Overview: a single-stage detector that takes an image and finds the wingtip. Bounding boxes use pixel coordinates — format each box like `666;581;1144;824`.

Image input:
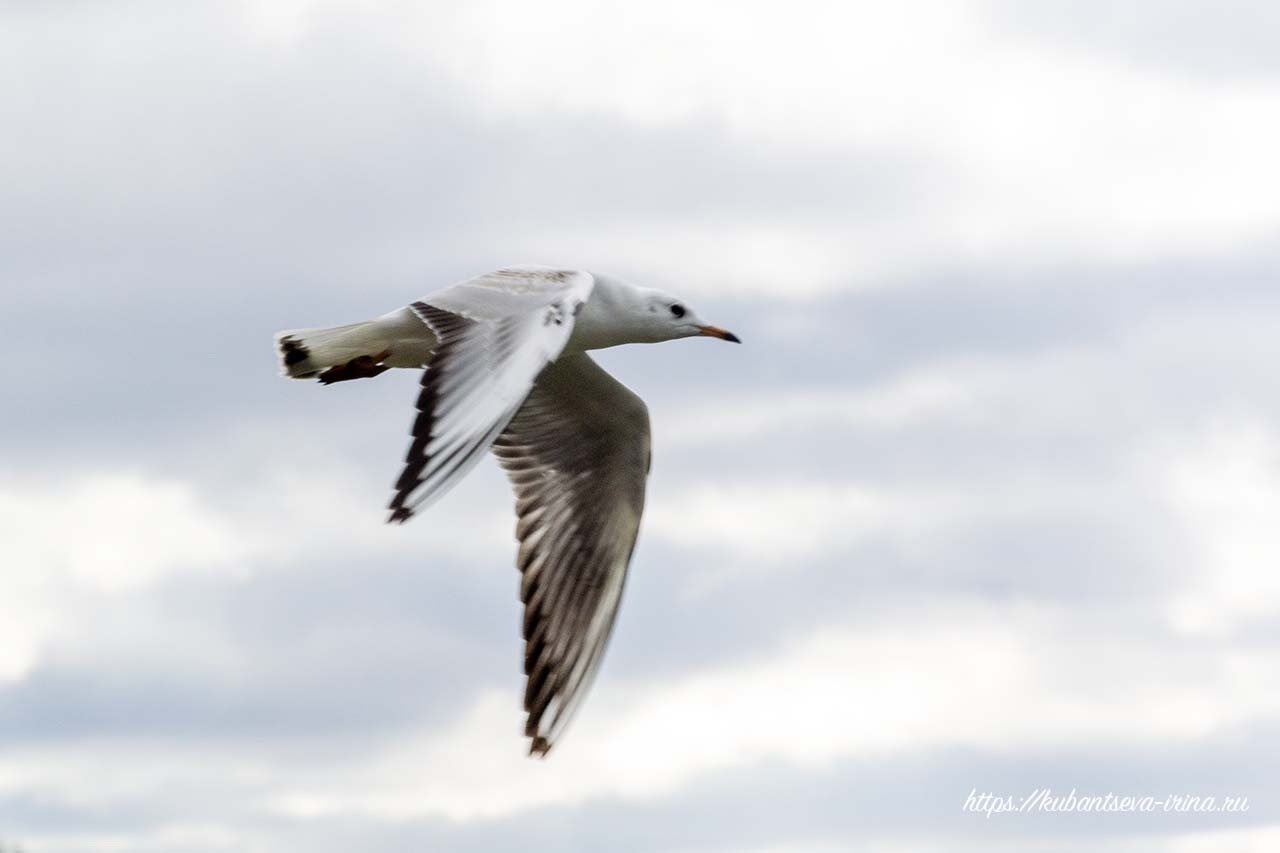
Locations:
528;735;552;758
387;506;414;524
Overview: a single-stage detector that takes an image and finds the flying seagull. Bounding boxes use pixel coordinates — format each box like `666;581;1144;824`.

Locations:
274;265;739;755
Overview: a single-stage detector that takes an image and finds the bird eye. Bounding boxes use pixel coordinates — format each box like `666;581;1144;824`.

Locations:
670;304;686;318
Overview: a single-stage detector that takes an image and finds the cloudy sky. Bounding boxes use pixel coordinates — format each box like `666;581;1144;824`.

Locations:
4;0;1280;850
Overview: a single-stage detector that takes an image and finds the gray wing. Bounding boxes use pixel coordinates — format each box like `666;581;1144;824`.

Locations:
491;353;651;756
388;266;594;522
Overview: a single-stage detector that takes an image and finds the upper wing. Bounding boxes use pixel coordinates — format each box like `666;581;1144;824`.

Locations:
491;353;651;755
388;266;594;522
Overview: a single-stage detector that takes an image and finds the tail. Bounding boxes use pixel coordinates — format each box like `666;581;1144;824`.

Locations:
274;320;385;380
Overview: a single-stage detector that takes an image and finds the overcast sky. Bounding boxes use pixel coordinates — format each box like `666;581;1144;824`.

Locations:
3;1;1280;851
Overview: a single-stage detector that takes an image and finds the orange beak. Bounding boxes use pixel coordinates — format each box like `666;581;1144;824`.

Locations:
697;325;742;343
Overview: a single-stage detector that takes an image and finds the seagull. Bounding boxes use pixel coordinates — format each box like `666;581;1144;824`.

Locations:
274;265;740;755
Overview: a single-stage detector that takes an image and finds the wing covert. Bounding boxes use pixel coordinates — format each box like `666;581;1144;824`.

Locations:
388;266;593;522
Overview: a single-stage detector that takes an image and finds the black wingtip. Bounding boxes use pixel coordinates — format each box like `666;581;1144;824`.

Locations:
388;507;413;524
528;735;552;758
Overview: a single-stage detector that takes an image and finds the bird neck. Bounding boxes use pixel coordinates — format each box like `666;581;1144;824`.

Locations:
567;275;653;352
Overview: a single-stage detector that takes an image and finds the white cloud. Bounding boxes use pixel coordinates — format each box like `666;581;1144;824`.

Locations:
1165;826;1280;853
0;473;244;681
720;828;1280;853
17;1;1280;298
492;221;871;299
391;0;1280;292
0;459;511;684
1159;418;1280;635
644;482;900;563
264;598;1280;822
663;368;980;448
0;473;245;592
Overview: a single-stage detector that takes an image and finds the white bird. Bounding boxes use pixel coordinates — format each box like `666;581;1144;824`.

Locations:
274;265;740;755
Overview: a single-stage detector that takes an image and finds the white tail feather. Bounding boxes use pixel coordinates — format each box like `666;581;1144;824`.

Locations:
274;320;384;379
274;307;437;380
